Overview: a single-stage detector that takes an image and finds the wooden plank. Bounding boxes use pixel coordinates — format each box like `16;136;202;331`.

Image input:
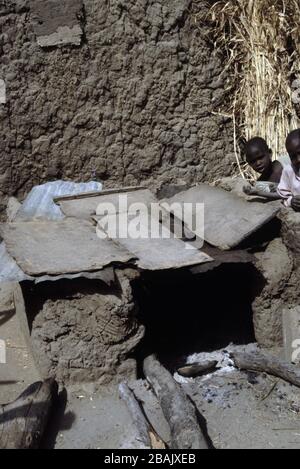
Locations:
163;184;280;250
0;219;135;276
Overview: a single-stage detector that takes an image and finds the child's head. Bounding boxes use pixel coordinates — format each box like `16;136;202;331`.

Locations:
244;137;272;174
286;129;300;174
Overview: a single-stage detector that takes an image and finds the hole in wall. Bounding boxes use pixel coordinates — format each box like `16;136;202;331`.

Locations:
133;262;265;374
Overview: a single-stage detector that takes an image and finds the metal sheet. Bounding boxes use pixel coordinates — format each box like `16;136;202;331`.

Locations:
163;185;280;250
57;187;157;220
190;247;255;275
94;213;212;271
0;219;135;276
0;242;114;285
33;267;115;285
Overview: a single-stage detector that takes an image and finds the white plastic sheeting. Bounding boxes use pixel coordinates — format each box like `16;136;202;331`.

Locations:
17;180;102;220
0;242;30;283
0;180;103;282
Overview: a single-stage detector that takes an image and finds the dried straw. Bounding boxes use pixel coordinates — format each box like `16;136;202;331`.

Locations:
196;0;300;177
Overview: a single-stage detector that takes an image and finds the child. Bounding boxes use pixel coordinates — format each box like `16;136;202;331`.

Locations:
277;129;300;211
243;137;285;198
245;137;284;183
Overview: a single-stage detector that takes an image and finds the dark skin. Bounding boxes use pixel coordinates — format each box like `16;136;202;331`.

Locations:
243;140;283;200
245;142;283;183
286;133;300;212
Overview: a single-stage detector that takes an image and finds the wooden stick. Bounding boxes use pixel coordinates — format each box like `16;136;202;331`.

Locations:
177;360;218;378
232;351;300;388
54;186;147;203
0;379;58;449
143;355;210;450
119;382;165;449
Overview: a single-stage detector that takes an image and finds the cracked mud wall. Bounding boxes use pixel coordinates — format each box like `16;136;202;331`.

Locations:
0;0;234;216
253;237;293;349
21;270;145;385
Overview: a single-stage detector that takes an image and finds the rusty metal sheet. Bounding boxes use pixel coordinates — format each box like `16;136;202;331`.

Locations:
163;185;280;250
0;219;135;277
57;187;158;220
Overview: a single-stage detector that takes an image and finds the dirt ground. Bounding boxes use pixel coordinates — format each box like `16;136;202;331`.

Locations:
39;345;300;449
174;345;300;449
1;281;300;449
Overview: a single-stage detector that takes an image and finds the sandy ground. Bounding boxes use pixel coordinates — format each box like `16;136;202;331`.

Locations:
41;382;171;449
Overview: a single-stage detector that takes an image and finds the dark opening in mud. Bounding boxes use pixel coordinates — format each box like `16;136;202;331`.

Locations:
133;263;263;372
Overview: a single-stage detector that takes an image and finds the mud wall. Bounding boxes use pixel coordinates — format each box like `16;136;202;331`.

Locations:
0;0;234;215
21;270;144;385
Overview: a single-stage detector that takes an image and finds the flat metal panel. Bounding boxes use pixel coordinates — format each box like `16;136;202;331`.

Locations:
0;219;135;276
163;184;280;250
94;213;212;271
58;188;157;220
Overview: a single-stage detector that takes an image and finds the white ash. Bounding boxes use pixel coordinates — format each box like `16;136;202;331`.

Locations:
173;343;259;383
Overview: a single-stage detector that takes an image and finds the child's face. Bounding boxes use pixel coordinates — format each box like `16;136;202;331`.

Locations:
287;138;300;174
246;147;272;174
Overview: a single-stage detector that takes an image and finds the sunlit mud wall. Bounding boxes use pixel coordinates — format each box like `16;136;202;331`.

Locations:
0;0;234;215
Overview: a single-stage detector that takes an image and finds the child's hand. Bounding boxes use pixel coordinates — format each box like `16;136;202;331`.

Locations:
291;196;300;212
243;185;256;195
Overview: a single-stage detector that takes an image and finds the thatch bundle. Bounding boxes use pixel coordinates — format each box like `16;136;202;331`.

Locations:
198;0;300;177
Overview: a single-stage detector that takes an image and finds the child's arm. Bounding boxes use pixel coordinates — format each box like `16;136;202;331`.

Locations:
277;168;293;207
243;185;281;200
